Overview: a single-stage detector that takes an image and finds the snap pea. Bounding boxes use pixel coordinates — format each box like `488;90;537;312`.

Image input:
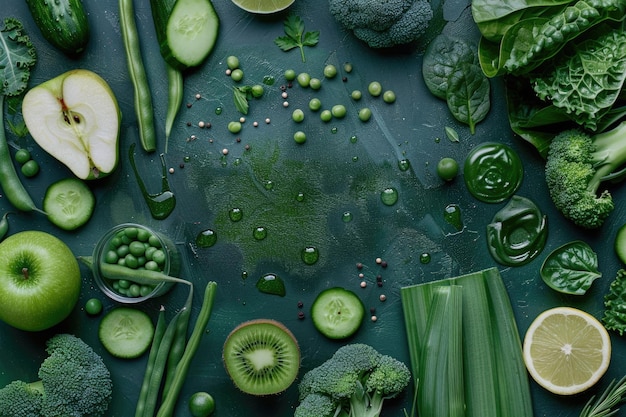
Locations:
119;0;157;152
164;65;183;153
78;256;191;287
0;212;10;241
162;288;193;396
0;97;38;212
135;306;166;417
156;281;218;417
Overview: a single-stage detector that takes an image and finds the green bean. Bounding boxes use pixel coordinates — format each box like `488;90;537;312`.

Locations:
162;287;193;396
0;212;10;241
119;0;157;152
135;306;166;417
156;281;218;417
78;256;192;287
0;97;38;212
164;65;183;154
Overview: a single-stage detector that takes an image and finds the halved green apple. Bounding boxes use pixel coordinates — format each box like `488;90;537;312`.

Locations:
23;69;121;180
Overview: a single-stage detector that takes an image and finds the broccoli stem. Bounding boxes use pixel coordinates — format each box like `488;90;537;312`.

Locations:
590;120;626;189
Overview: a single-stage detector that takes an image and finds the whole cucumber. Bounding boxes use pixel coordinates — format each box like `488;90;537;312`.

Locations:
25;0;90;55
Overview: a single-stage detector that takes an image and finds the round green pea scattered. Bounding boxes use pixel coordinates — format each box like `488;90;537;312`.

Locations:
189;392;215;417
351;90;362;101
343;62;353;73
383;90;396;103
437;157;460;181
292;109;305;123
368;81;383;97
85;298;103;316
331;104;347;119
284;69;296;81
228;121;242;134
309;78;322;90
230;68;244;82
297;72;311;88
323;64;337;79
14;148;31;164
21;159;39;177
226;55;240;70
358;108;372;122
293;131;307;144
320;110;332;122
251;84;264;98
309;98;322;111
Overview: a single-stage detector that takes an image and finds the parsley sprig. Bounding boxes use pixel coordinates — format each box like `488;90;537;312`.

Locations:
274;15;319;63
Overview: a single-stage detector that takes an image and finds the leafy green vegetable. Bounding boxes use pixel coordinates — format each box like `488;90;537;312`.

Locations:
422;34;476;99
0;18;36;97
530;24;626;131
603;269;626;335
274;15;319;63
540;241;601;295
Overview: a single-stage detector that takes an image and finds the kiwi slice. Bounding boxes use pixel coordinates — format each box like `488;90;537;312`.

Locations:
223;319;300;396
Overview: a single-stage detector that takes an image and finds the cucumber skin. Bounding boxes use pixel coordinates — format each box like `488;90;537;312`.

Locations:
25;0;90;55
149;0;219;70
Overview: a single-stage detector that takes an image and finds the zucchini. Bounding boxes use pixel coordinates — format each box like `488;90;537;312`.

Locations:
150;0;219;70
25;0;90;55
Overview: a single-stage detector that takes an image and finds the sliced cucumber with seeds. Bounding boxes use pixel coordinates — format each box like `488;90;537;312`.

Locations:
43;177;95;230
99;307;154;359
311;287;365;339
615;223;626;265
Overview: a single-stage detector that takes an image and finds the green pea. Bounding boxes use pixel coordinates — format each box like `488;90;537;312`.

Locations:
297;72;311;88
437;157;459;181
104;250;119;264
343;62;353;73
136;228;151;242
293;131;307;144
320;110;332;122
292;109;305;123
85;298;103;315
129;240;146;257
124;254;139;269
148;235;162;248
145;260;160;271
383;90;396;103
117;244;130;258
309;98;322;111
124;227;139;239
152;249;166;265
331;104;347;119
145;246;157;261
129;284;142;297
351;90;362;101
228;121;242;134
368;81;383;97
118;279;131;289
323;64;337;79
358;108;372;122
230;68;244;82
226;55;240;70
14;149;31;164
309;78;322;90
284;69;296;81
21;160;39;177
139;285;154;297
251;84;264;98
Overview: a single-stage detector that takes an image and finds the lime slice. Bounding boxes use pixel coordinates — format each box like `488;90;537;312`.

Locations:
230;0;294;14
522;306;611;395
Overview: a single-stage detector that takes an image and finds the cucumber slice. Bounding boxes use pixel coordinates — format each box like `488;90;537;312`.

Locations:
99;307;154;358
43;177;95;230
311;287;365;339
615;224;626;264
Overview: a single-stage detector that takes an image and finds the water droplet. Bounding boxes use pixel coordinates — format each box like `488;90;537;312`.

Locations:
352;156;359;162
196;229;217;248
301;246;319;265
296;192;305;202
398;159;411;171
241;271;249;280
256;273;286;296
342;211;353;223
420;253;431;264
264;180;274;190
229;207;243;222
331;127;338;134
350;135;358;144
263;75;275;85
444;204;463;230
253;226;267;240
215;107;222;115
380;187;398;206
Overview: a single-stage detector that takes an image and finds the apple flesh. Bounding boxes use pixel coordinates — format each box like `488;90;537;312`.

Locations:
0;231;81;331
23;69;121;180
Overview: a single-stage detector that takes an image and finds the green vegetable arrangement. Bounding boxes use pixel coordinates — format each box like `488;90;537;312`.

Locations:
0;334;112;417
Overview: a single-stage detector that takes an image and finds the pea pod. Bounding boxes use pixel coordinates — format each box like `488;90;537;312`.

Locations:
164;65;183;153
78;256;191;287
0;212;10;241
162;287;192;395
135;306;166;417
119;0;157;152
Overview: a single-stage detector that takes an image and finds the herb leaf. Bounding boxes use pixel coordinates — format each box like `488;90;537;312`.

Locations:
274;15;319;62
540;241;601;295
233;87;249;115
0;18;36;97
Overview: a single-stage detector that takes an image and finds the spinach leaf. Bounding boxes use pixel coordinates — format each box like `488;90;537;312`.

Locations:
540;241;601;295
422;34;476;99
446;62;490;134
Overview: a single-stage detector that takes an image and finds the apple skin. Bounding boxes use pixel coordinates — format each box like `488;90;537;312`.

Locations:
0;231;81;331
23;69;121;180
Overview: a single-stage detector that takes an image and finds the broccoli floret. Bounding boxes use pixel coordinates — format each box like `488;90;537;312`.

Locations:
0;380;43;417
329;0;433;48
545;121;626;229
603;269;626;335
0;334;112;417
294;343;411;417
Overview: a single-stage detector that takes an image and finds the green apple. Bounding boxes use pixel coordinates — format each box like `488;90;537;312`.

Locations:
23;69;121;180
0;230;81;331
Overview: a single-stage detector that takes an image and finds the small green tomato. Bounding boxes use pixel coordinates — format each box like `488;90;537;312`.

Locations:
437;157;459;181
189;392;215;417
368;81;383;97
